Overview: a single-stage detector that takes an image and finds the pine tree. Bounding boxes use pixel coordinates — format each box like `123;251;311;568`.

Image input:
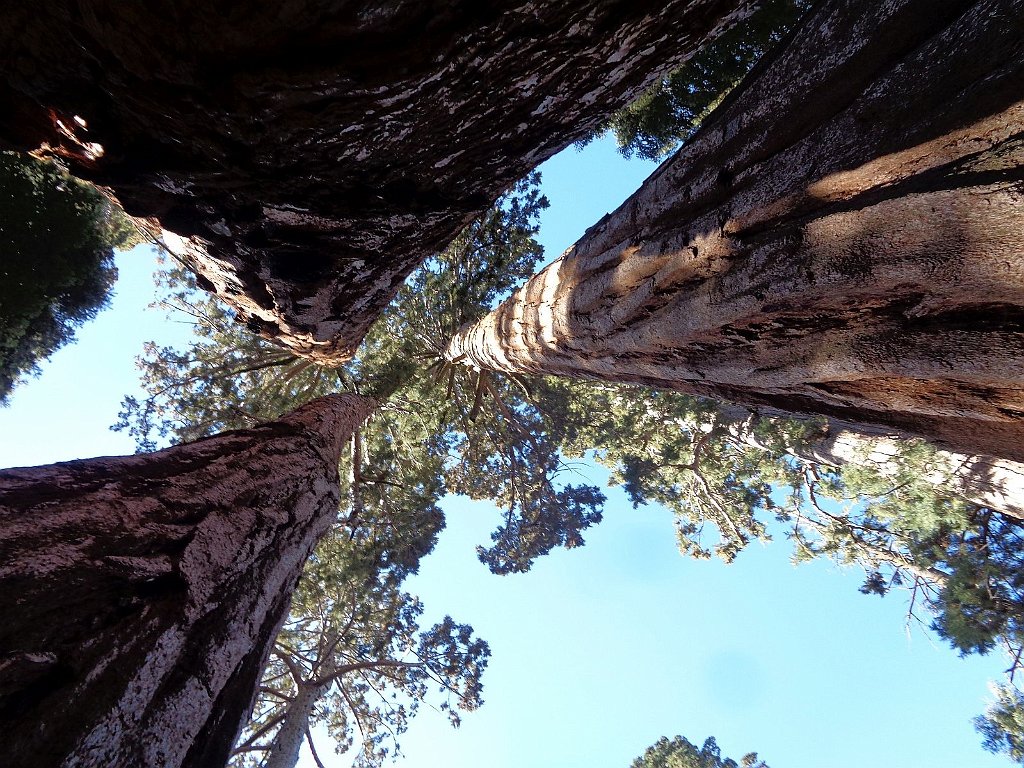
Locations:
230;530;488;768
631;734;768;768
596;0;810;160
120;171;1024;762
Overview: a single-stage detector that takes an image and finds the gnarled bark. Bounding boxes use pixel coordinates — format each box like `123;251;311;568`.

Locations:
447;0;1024;462
0;394;375;768
0;0;749;362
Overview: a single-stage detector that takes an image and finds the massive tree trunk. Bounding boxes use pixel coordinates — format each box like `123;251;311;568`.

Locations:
447;0;1024;462
0;394;374;768
0;0;749;363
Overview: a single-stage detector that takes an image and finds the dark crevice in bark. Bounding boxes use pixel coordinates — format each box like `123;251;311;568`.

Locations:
182;585;295;768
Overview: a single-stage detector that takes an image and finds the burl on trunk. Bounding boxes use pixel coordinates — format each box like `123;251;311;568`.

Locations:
448;0;1024;462
0;394;374;768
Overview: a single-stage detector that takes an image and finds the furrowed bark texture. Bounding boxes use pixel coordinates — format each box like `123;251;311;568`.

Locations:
448;0;1024;461
0;394;375;768
0;0;749;363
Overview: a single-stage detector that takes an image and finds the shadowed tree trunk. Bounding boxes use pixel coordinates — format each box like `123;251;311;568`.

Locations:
0;0;750;362
0;393;374;768
447;0;1024;462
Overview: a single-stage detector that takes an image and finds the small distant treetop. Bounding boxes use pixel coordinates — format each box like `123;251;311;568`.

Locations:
631;734;769;768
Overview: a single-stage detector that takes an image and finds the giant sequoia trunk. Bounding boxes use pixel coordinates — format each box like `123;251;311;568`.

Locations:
447;0;1024;462
0;0;749;362
0;394;374;768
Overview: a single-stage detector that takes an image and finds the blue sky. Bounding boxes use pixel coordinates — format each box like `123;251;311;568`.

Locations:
0;136;1011;768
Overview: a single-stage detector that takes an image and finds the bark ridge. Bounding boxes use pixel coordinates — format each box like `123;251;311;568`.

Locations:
448;0;1024;461
0;394;375;768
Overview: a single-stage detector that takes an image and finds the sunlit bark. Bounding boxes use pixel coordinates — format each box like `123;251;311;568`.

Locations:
448;0;1024;461
261;684;325;768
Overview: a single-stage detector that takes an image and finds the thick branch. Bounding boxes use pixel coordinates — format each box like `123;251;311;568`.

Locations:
310;659;425;689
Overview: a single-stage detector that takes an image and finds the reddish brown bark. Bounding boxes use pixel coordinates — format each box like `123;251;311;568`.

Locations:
0;394;375;768
0;0;749;362
448;0;1024;462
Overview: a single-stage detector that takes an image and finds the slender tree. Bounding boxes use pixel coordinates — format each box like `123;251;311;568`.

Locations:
446;0;1024;462
688;407;1024;520
0;394;375;768
231;530;488;768
0;0;750;362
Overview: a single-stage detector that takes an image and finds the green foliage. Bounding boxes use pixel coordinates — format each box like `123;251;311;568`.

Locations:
536;379;814;563
631;734;768;768
541;375;1024;762
116;173;604;574
592;0;809;160
232;529;488;768
118;175;607;763
929;512;1024;657
537;375;981;586
0;151;138;403
977;685;1024;765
